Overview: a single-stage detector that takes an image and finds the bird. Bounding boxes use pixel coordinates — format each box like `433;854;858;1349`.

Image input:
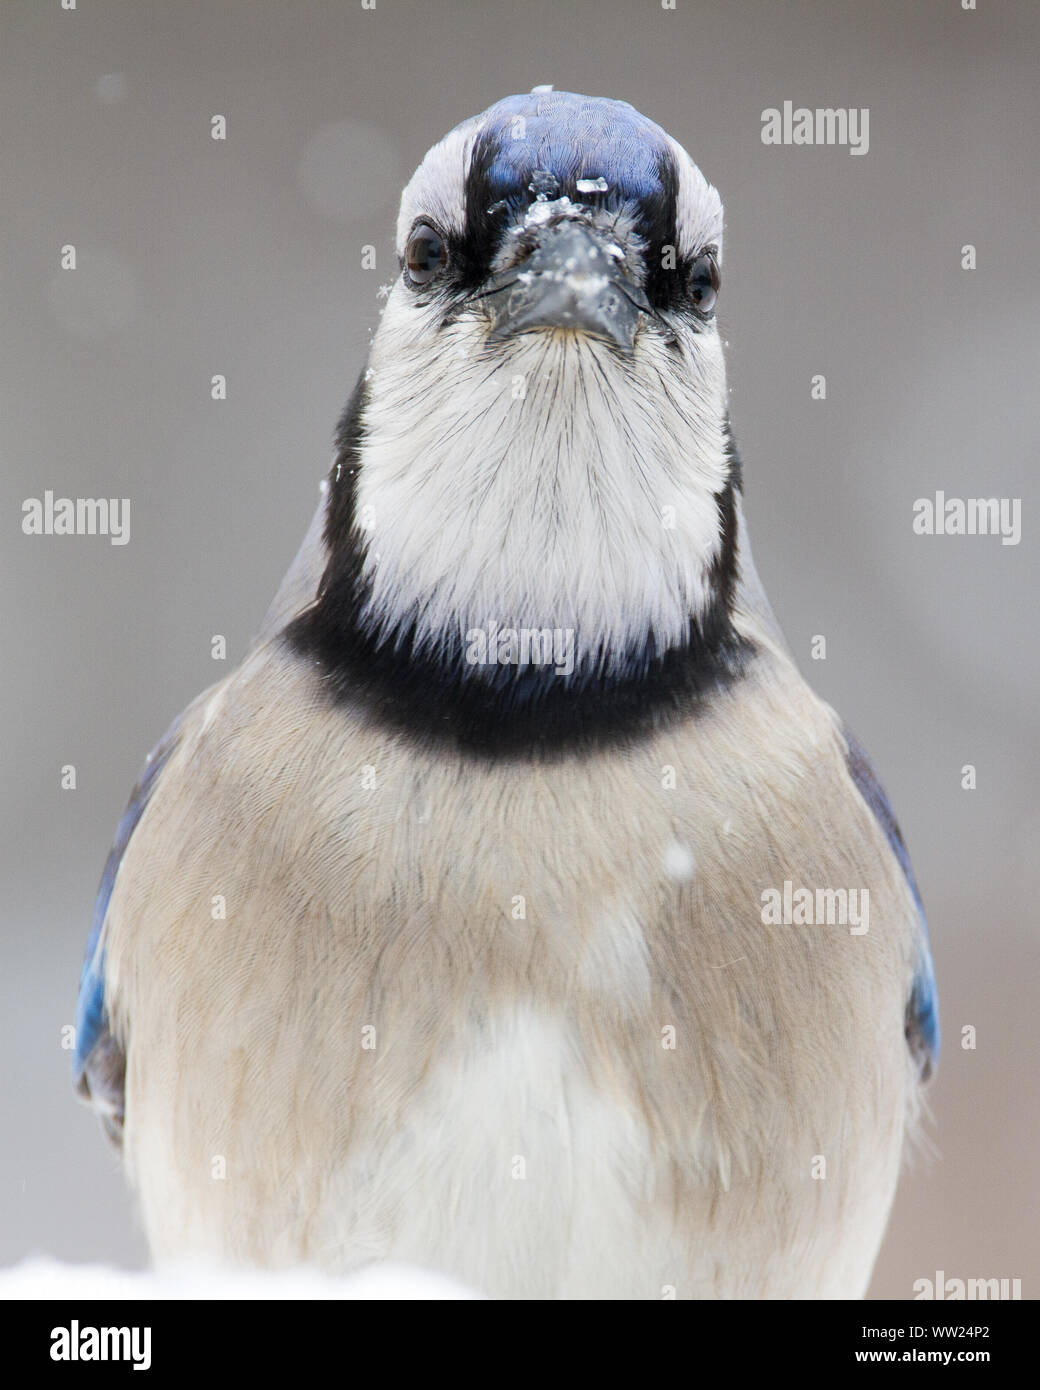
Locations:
74;88;938;1299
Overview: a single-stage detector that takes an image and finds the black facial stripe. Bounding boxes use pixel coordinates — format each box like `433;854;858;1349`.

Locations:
710;421;744;609
321;375;369;565
286;381;753;761
450;127;511;294
637;149;700;313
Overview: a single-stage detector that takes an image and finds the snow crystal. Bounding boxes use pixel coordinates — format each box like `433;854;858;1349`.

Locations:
524;195;579;229
663;842;697;881
0;1257;481;1301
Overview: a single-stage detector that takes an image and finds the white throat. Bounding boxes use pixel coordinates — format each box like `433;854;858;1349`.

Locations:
353;300;732;672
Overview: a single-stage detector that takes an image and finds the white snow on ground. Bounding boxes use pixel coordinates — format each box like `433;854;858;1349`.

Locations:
0;1258;481;1300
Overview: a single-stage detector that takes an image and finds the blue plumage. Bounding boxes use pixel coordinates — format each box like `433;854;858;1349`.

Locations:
479;90;672;203
74;725;181;1097
844;727;940;1077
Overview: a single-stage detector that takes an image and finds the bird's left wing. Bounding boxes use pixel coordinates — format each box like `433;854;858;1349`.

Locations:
73;717;184;1143
843;727;940;1081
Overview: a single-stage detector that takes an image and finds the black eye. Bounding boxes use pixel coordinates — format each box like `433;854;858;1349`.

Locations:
689;250;720;315
405;224;448;285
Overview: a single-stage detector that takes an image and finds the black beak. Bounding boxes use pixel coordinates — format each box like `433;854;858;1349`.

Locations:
483;219;651;351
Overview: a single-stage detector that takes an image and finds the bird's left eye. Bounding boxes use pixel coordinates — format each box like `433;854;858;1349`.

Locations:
405;225;448;285
689;250;720;316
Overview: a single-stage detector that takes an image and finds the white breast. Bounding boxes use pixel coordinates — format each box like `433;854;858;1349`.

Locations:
317;1003;687;1299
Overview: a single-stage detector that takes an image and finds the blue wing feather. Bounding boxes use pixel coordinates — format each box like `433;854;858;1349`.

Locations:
843;726;939;1079
74;721;182;1136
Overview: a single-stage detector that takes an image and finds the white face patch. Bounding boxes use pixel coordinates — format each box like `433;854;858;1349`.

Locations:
396;117;483;250
357;101;732;675
666;136;724;262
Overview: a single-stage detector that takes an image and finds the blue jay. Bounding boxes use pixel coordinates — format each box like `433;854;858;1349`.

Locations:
75;89;938;1298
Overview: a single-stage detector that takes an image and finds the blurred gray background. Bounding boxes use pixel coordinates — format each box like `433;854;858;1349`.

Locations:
2;0;1037;1298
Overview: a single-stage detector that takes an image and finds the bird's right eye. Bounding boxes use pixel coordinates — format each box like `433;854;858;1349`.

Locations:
404;225;448;286
689;248;720;316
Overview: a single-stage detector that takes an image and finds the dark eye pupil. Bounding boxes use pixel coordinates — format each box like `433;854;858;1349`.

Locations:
406;226;447;284
690;253;719;314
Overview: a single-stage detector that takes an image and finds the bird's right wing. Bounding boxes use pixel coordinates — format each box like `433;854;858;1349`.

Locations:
73;716;184;1143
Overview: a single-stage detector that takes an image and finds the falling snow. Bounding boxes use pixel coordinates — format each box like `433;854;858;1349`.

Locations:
663;842;697;881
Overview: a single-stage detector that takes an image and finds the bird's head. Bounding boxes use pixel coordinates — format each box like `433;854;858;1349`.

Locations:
306;91;748;731
387;88;724;362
